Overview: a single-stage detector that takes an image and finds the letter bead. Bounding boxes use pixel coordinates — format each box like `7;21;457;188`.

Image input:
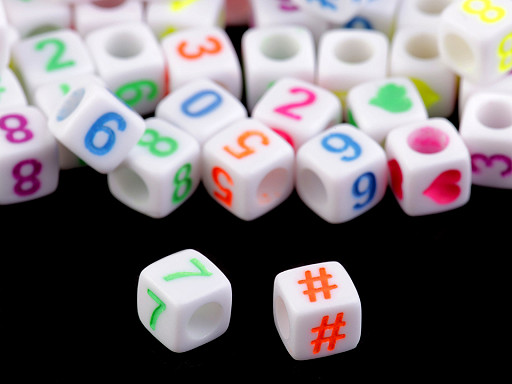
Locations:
137;249;232;353
273;261;361;360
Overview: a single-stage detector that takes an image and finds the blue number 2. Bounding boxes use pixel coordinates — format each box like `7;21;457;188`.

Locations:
84;112;127;155
321;132;361;161
352;172;376;210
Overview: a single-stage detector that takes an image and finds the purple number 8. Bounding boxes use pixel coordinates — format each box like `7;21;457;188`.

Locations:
0;114;33;144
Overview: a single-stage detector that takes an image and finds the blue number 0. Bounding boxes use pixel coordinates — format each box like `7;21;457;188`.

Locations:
181;89;222;118
84;112;127;155
352;172;376;210
321;132;362;161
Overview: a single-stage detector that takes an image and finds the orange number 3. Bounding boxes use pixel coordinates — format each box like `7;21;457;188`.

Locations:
177;36;223;59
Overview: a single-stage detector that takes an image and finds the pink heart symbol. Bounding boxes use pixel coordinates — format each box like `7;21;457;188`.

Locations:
423;170;461;204
387;159;403;200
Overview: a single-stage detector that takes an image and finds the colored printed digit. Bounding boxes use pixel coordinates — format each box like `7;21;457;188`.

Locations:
471;153;512;177
0;114;33;143
279;0;299;11
352;172;376;210
181;89;223;117
177;36;223;60
34;38;75;72
147;289;166;331
84;112;127;156
212;166;233;207
462;0;506;24
12;158;42;197
309;0;337;10
138;128;178;158
163;258;212;281
115;80;158;107
321;132;362;161
223;130;270;159
498;32;512;72
172;163;193;204
170;0;200;11
274;87;317;120
345;16;373;29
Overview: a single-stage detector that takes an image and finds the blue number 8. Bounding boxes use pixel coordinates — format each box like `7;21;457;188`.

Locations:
321;132;362;161
352;172;376;210
84;112;126;155
181;89;222;118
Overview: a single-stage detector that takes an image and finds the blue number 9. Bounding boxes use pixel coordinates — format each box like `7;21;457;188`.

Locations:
321;132;362;161
352;172;376;210
84;112;127;155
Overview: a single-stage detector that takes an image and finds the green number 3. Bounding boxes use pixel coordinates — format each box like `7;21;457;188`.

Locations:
35;38;76;72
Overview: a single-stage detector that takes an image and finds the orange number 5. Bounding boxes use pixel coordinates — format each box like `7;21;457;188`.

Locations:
177;36;222;60
212;166;233;207
223;130;270;159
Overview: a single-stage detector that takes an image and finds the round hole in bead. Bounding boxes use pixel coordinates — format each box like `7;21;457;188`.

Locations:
442;33;475;73
92;0;125;8
407;126;450;154
257;168;289;205
335;38;374;64
274;296;290;340
105;31;144;59
406;33;439;59
56;87;85;122
187;302;224;340
297;168;327;204
260;33;300;60
476;99;512;129
112;166;150;204
416;0;452;15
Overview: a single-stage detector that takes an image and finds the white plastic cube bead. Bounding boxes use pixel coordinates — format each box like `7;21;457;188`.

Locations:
241;25;316;111
85;22;166;116
396;0;454;30
0;106;59;204
341;0;400;38
438;0;512;84
459;92;512;189
0;67;28;110
73;0;144;37
346;77;428;145
108;118;201;218
145;0;226;39
48;83;146;174
155;78;247;145
316;28;389;119
137;249;232;353
385;117;471;216
11;29;95;102
161;26;242;99
390;26;458;118
296;124;388;223
252;77;341;150
290;0;362;23
273;261;361;361
0;3;9;71
202;118;295;221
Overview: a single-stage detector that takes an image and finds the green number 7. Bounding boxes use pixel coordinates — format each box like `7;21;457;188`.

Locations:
147;289;166;331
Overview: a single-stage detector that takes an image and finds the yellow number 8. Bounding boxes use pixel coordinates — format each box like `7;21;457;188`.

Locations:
498;32;512;72
462;0;506;24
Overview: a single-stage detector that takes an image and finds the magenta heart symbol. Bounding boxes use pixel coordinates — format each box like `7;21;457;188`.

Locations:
387;159;403;200
423;170;461;204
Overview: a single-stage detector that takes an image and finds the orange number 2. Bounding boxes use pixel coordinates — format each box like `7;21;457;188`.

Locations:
177;36;223;60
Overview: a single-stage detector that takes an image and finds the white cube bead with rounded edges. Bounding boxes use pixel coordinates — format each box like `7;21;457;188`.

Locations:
390;26;458;118
48;83;146;174
145;0;225;39
0;67;28;110
0;106;59;205
316;28;389;119
296;124;388;223
10;29;95;102
251;77;341;151
290;0;362;23
2;0;71;38
108;118;201;218
242;25;316;112
0;3;8;71
73;0;143;37
438;0;512;84
161;26;242;99
459;92;512;189
385;117;471;216
346;77;428;145
249;0;330;42
341;0;400;38
273;261;361;361
137;249;232;353
155;78;247;146
202;118;295;221
85;21;166;116
395;0;454;30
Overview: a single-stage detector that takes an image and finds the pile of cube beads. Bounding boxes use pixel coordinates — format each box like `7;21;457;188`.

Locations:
1;0;512;360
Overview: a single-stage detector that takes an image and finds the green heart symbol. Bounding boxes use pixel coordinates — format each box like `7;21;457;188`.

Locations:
369;83;413;113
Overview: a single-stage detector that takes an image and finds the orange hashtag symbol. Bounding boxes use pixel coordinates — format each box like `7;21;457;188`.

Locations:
298;267;338;302
310;313;346;354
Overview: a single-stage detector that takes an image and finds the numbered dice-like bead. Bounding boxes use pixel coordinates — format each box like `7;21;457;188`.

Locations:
252;77;341;150
273;261;361;360
241;25;315;111
459;92;512;189
0;106;59;204
0;67;28;110
385;118;471;216
155;78;247;145
137;249;232;353
108;118;201;218
296;124;388;223
346;77;428;145
438;0;512;84
202;118;294;221
10;29;95;102
316;28;389;119
48;83;145;174
290;0;362;24
85;21;166;116
161;26;242;99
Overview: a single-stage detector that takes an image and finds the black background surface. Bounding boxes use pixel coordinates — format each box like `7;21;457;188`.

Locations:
2;25;508;382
